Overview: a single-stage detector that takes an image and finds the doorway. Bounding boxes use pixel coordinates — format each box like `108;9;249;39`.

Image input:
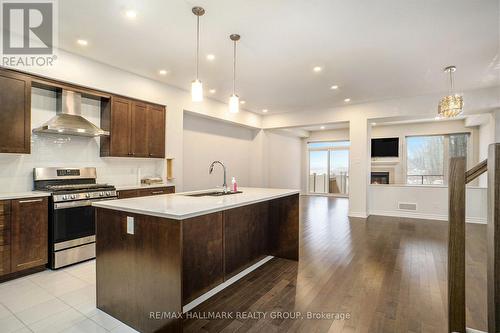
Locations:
308;141;350;197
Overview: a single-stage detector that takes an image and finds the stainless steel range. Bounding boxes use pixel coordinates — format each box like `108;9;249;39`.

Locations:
34;167;117;269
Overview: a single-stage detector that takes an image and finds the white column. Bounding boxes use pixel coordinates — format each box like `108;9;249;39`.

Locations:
348;115;370;218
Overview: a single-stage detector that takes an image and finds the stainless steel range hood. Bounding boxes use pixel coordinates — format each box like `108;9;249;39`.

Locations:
32;90;109;137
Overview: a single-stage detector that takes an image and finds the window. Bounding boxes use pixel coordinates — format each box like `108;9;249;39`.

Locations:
406;133;469;185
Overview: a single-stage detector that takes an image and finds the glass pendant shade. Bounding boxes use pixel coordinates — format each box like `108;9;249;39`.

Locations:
191;79;203;102
437;66;463;118
229;94;239;113
438;94;463;118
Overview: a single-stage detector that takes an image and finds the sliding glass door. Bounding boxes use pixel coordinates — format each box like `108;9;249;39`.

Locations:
308;141;350;196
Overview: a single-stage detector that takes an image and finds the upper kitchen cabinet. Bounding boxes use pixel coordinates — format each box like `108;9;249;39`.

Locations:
0;70;31;154
100;96;165;158
147;104;166;158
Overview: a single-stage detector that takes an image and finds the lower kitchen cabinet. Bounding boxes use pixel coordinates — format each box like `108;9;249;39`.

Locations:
0;197;48;278
116;186;175;199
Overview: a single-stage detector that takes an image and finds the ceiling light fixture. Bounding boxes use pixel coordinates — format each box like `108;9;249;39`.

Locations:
313;66;322;73
438;65;463;118
158;69;168;75
191;7;205;102
229;34;240;113
76;39;88;46
240;100;246;105
209;89;216;94
125;10;137;19
344;98;351;103
206;54;215;61
320;126;325;130
330;85;339;90
262;109;268;113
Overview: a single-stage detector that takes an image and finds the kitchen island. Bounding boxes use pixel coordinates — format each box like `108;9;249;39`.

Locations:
92;187;299;333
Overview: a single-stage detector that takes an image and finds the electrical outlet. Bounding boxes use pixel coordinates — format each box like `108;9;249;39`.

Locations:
126;216;134;234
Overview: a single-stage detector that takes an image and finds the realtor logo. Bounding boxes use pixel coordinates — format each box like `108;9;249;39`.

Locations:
2;1;53;54
1;0;57;66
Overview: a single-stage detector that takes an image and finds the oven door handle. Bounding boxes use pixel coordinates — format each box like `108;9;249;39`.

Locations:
54;197;116;210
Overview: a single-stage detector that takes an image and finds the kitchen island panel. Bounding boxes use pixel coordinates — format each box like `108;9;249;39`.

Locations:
96;208;182;333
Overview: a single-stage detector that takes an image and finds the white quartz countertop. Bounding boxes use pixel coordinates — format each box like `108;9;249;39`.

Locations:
92;187;299;220
0;191;51;200
115;182;175;191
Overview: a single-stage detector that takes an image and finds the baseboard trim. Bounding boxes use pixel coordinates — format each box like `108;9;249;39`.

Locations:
368;209;486;224
348;211;368;219
182;255;274;313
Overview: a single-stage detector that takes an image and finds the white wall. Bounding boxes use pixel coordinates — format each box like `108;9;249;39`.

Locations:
182;113;261;191
369;185;487;224
263;130;302;190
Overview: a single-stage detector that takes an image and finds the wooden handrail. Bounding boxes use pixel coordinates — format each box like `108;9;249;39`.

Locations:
448;156;466;333
487;144;500;332
465;159;487;184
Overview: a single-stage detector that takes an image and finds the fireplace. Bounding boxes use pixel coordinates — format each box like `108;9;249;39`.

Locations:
371;172;389;184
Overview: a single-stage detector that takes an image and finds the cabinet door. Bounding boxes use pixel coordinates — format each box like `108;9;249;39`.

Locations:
130;102;148;157
117;189;139;199
223;202;269;277
110;98;131;157
0;245;10;276
147;105;165;158
0;71;31;154
11;198;48;272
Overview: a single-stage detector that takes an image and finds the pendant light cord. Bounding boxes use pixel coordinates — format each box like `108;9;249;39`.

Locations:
233;40;236;94
196;15;200;79
449;69;454;94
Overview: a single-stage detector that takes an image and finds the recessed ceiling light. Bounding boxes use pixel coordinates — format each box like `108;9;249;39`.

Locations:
372;123;377;126
435;116;441;120
158;69;168;75
320;126;325;130
125;10;137;19
344;98;351;103
330;85;339;90
262;109;268;113
206;54;215;61
313;66;322;73
209;88;216;94
240;100;246;105
76;39;88;46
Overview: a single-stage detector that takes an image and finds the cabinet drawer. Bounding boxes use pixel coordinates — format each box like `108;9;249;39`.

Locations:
0;229;10;245
0;245;10;276
0;200;11;216
0;214;10;230
117;189;139;199
138;186;175;197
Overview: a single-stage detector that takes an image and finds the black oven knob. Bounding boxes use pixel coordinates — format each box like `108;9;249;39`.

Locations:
106;191;111;196
85;193;90;198
62;195;68;200
99;192;104;197
71;194;76;199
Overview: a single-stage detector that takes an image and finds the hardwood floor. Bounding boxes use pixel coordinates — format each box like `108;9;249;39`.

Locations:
184;196;487;333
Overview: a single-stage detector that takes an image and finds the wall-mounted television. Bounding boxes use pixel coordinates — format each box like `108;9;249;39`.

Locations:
371;138;399;157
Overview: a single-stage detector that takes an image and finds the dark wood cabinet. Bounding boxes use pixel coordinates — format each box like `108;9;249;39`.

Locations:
101;96;166;158
0;71;31;154
147;104;166;158
117;186;175;199
131;102;148;157
224;202;269;277
11;197;48;272
0;245;10;276
182;212;224;303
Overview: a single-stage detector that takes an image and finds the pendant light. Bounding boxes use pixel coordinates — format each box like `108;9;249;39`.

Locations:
229;34;240;113
191;7;205;102
438;65;463;118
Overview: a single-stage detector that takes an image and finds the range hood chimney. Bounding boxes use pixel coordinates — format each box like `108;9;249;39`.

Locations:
32;90;109;137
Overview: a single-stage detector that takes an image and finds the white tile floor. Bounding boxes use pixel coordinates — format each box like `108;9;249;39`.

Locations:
0;260;139;333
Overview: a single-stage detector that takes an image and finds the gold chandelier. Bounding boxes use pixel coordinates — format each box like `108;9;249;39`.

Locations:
438;66;463;118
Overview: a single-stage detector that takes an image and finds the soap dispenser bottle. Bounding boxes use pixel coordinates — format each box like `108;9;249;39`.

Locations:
231;177;237;192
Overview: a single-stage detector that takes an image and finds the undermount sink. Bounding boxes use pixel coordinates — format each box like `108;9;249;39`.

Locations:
185;191;242;197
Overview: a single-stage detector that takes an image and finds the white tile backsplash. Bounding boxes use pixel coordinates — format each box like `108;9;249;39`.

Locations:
0;88;163;192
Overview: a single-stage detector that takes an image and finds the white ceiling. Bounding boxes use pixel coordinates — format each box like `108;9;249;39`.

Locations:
58;0;499;114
